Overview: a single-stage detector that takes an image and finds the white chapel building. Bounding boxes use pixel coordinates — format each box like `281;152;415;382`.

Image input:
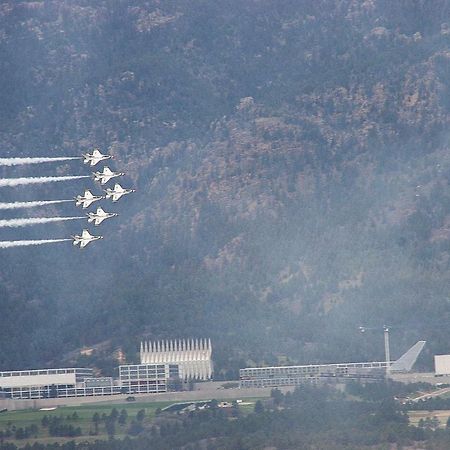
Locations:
140;338;213;381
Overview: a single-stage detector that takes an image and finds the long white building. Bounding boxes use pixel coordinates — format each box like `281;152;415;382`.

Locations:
240;341;426;388
140;339;213;380
0;368;124;399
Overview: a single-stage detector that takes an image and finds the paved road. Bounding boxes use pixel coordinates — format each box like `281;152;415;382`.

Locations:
409;387;450;402
0;385;294;411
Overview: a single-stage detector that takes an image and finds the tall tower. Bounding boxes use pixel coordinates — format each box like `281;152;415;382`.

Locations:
384;326;391;373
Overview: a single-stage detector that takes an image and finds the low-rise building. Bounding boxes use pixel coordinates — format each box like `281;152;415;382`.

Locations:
240;341;426;388
239;362;387;388
434;355;450;376
118;363;179;394
1;338;212;400
0;368;122;399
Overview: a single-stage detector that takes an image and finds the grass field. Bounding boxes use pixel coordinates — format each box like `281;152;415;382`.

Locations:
408;410;450;428
0;397;262;447
0;399;170;426
0;400;173;446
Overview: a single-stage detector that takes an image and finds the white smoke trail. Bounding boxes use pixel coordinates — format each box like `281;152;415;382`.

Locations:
0;200;73;210
0;175;90;187
0;216;85;228
0;157;79;166
0;239;71;248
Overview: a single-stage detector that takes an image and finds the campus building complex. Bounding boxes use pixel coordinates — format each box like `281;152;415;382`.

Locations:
0;364;180;400
240;341;426;388
140;339;213;380
0;368;124;400
239;362;388;388
0;338;213;400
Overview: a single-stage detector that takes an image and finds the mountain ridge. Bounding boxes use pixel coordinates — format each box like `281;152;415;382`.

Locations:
1;1;450;375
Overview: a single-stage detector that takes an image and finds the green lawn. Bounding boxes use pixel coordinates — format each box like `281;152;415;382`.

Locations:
0;400;167;424
0;398;268;446
0;397;266;446
408;410;450;428
0;400;172;445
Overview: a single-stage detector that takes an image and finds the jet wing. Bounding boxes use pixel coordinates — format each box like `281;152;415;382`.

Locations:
81;229;91;239
81;199;94;208
84;190;93;199
103;167;113;175
79;240;90;249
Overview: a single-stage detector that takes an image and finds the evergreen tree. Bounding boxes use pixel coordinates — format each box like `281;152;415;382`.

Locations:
254;400;264;414
118;409;128;425
136;409;145;422
92;412;100;435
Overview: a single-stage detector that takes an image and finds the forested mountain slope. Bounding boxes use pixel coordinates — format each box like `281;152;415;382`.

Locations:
1;0;450;375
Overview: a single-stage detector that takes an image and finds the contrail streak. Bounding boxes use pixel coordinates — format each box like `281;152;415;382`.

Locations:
0;157;79;166
0;216;85;228
0;200;73;210
0;175;90;187
0;239;71;248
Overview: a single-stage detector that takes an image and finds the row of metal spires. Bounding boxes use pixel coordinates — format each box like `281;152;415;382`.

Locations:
140;338;212;354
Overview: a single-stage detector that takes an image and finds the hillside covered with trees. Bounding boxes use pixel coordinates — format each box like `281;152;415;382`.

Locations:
1;0;450;375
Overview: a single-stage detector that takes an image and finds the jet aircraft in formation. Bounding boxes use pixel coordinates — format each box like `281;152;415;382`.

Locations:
87;207;118;226
0;150;136;249
74;190;104;209
82;149;114;166
73;151;135;248
72;229;103;249
104;183;136;202
93;166;125;185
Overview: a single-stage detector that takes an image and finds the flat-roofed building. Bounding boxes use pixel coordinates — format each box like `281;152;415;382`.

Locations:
0;361;184;399
240;362;387;388
240;341;426;389
118;363;178;394
240;342;426;388
0;369;128;399
435;355;450;376
0;368;94;399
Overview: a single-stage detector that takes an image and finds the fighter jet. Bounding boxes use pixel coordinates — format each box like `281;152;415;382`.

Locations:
93;166;125;185
74;190;104;209
71;229;103;249
87;207;118;226
82;149;113;166
104;183;136;202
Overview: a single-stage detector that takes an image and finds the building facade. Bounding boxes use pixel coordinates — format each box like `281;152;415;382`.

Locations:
0;338;214;400
435;355;450;376
118;363;180;394
239;362;387;388
0;368;124;399
0;364;182;399
140;339;213;380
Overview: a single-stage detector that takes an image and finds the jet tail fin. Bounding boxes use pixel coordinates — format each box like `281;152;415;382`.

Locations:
390;341;426;373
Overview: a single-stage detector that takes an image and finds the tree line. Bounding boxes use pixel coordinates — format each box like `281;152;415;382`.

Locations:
3;383;450;449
